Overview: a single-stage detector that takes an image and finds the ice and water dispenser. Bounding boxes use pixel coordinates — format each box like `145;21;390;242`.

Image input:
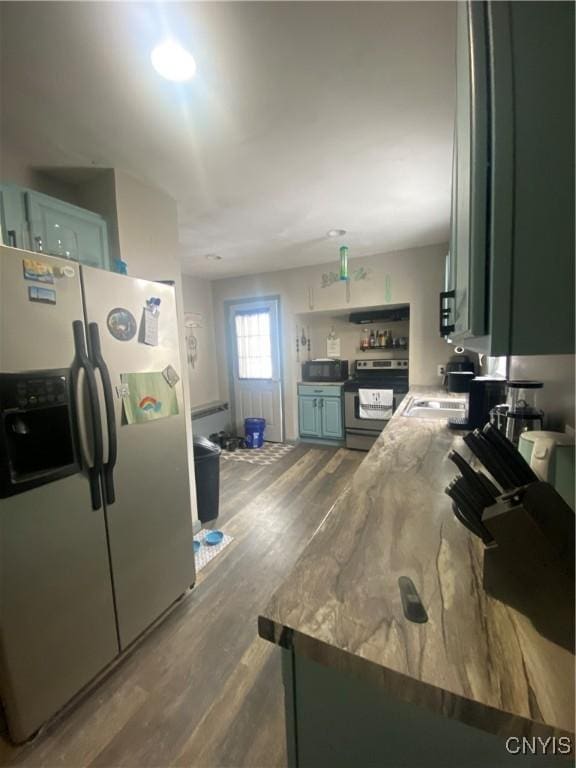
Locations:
0;370;79;497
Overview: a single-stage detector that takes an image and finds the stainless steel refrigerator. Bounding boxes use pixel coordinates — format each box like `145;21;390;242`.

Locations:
0;245;195;742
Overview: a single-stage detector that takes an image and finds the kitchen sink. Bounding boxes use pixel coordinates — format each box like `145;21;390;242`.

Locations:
403;397;467;420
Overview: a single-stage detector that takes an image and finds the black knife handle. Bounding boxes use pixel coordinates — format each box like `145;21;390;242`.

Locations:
448;450;497;507
463;431;516;491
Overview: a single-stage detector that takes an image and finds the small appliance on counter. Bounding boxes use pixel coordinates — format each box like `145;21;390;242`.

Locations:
503;380;544;445
444;347;475;393
302;359;349;383
448;377;506;430
518;431;575;510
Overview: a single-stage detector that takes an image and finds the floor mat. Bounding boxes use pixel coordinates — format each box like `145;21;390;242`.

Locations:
194;529;233;573
220;442;295;466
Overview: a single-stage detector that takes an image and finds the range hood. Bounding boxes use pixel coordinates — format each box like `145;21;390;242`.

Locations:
349;306;410;324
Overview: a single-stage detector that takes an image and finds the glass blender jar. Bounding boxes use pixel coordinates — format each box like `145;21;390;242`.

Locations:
505;380;544;445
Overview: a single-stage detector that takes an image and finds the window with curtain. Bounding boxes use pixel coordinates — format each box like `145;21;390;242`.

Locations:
234;309;273;379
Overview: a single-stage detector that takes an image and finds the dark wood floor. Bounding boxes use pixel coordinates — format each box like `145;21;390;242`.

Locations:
0;443;365;768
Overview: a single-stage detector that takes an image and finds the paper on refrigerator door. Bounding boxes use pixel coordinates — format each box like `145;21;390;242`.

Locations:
141;307;159;346
120;372;179;424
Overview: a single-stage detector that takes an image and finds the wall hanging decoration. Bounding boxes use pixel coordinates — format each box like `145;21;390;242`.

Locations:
321;266;371;288
384;274;392;303
296;325;300;362
307;286;314;310
184;312;203;369
339;246;349;281
297;327;311;360
326;327;341;358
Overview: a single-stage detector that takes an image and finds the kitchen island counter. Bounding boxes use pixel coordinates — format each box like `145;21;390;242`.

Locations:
258;389;575;753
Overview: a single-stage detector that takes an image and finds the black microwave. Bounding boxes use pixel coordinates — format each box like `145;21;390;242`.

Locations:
302;360;349;383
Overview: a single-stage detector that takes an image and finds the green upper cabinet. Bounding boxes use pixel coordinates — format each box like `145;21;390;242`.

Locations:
444;1;574;356
0;184;29;251
0;183;110;271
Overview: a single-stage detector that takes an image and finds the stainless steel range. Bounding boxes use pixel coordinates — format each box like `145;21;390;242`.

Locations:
344;359;409;450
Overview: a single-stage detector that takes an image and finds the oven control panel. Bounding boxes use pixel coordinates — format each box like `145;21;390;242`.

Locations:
355;359;408;370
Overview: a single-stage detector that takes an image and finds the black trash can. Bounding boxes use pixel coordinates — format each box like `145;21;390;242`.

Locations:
193;435;221;523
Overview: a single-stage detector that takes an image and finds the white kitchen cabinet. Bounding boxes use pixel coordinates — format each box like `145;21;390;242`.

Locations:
442;1;574;356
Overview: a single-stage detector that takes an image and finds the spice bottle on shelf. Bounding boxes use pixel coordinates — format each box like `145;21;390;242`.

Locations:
360;329;369;350
369;329;376;348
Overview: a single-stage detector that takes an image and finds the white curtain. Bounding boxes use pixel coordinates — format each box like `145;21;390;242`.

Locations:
235;310;273;379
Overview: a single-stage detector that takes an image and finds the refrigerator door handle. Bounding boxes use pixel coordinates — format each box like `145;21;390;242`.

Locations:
71;320;103;510
88;322;117;505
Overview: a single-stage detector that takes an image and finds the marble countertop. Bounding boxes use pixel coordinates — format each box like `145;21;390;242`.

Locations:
258;389;575;741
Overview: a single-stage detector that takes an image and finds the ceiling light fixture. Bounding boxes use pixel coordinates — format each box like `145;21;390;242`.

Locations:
327;228;347;238
151;39;197;82
205;253;222;261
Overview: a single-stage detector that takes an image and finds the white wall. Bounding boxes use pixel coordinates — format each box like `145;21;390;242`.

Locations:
181;275;221;410
1;135;80;204
211;242;450;440
112;170;199;521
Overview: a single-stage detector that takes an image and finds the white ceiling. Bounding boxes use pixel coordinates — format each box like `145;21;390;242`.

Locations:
0;2;456;279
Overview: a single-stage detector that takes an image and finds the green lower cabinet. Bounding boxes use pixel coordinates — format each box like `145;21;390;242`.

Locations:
282;649;571;768
320;396;343;439
298;396;322;438
298;390;344;442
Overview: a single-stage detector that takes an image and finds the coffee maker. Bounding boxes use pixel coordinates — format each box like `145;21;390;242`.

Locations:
444;347;476;393
449;377;507;430
503;380;545;445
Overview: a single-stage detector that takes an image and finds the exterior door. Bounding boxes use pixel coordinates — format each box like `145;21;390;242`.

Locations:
229;298;283;442
80;265;195;649
0;246;118;742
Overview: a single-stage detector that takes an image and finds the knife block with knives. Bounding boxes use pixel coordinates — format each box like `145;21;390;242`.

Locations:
445;424;575;624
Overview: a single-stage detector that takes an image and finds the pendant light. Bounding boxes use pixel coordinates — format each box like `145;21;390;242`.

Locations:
339;245;349;281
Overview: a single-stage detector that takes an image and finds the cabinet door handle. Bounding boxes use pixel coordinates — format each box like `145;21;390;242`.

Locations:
439;289;456;336
7;230;17;248
34;235;44;253
319;398;324;408
313;398;317;408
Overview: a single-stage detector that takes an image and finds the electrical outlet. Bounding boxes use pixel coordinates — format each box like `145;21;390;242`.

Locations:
437;364;446;377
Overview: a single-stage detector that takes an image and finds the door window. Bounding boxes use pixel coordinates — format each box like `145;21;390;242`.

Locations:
234;309;273;380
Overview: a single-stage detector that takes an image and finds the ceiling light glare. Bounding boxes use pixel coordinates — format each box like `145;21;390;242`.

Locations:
205;253;222;261
151;39;197;82
327;229;347;238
